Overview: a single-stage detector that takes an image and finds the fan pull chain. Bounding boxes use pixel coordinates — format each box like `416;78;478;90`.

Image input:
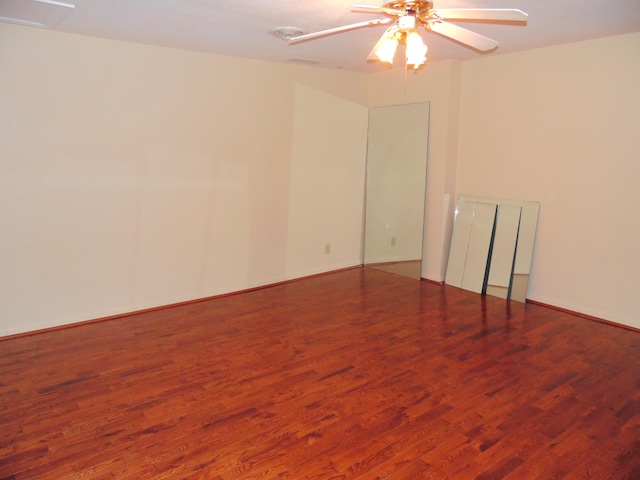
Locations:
404;51;408;95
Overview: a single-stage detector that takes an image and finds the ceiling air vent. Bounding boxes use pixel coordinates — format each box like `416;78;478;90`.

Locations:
269;26;306;41
286;58;323;65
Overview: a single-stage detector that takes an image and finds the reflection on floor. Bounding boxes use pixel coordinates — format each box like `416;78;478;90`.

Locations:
365;260;422;280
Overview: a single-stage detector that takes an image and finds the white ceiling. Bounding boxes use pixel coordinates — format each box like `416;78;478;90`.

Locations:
2;0;640;72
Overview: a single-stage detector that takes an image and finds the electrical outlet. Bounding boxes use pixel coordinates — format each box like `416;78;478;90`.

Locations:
391;236;396;246
325;244;331;254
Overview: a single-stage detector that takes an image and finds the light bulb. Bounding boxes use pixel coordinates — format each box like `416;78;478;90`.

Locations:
405;31;427;68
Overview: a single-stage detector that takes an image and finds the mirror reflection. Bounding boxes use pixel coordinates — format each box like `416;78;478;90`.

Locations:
363;102;430;280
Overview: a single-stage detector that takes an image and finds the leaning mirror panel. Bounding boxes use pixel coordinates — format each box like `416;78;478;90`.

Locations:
445;195;540;302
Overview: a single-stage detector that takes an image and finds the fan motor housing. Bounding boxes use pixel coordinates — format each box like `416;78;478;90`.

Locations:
383;0;434;17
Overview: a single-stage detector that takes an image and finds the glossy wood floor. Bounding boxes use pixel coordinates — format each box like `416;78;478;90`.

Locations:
2;268;640;479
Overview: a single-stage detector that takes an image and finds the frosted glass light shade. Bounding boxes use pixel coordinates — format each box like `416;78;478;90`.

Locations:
375;37;399;64
405;31;427;68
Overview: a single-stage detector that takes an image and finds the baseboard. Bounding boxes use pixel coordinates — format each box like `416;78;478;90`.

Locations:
526;299;640;334
1;265;362;341
5;268;636;341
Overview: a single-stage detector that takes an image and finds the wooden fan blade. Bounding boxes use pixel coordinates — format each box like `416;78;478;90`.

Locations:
428;21;498;51
289;18;392;45
367;27;399;60
352;4;407;16
433;8;528;22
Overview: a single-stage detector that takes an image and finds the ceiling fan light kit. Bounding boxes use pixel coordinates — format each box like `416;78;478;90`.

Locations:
285;1;528;70
372;15;429;68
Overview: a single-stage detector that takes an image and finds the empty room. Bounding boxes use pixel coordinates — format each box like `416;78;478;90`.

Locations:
1;0;639;478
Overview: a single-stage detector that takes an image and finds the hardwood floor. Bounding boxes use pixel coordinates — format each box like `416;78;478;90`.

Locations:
1;268;639;479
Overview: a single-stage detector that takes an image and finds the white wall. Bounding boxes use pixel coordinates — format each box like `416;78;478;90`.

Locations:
287;84;368;276
0;24;369;335
1;22;638;334
456;33;640;328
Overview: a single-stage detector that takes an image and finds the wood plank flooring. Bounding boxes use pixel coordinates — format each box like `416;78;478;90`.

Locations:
1;267;639;479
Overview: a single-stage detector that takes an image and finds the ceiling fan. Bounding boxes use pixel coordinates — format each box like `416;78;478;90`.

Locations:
289;1;528;68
